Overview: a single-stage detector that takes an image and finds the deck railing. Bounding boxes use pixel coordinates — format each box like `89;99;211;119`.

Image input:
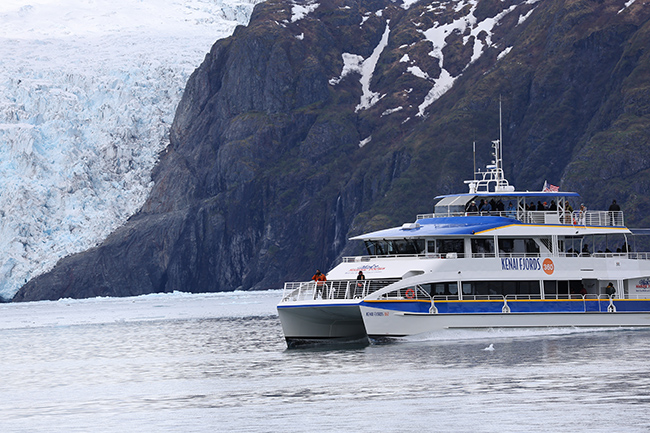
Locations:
429;293;623;313
341;252;650;262
417;210;624;227
280;279;399;302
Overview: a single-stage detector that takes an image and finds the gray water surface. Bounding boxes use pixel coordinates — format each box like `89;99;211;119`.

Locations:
1;291;648;432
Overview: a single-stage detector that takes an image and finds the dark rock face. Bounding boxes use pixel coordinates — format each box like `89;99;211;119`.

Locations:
14;0;650;301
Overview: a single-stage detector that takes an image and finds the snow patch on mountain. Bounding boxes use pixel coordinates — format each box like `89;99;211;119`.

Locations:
355;22;391;112
290;1;319;22
0;0;263;299
415;0;530;116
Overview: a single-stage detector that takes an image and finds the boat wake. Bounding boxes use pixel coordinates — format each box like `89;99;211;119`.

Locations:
383;326;643;345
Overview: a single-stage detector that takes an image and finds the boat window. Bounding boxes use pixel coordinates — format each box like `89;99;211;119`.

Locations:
498;238;539;255
422;282;458;297
364;240;383;255
562;236;582;256
436;238;465;254
388;239;424;255
545;280;584;297
462;280;540;296
363;239;425;256
471;238;494;256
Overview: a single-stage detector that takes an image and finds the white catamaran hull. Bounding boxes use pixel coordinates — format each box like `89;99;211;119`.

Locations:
360;304;650;338
277;302;366;345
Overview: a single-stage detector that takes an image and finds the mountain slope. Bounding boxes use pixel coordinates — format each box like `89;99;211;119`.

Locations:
14;0;650;301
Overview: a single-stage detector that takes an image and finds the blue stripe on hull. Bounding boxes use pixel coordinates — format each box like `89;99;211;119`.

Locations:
363;299;650;314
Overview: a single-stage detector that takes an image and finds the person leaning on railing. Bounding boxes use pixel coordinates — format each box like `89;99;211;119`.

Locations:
578;203;587;225
312;269;327;297
608;199;620;225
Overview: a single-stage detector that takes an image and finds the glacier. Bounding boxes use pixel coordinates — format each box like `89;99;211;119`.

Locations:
0;0;263;300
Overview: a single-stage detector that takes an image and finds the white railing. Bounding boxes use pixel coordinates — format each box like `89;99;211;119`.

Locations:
432;294;621;302
342;252;650;262
280;279;399;302
418;210;624;227
572;210;624;226
428;293;627;313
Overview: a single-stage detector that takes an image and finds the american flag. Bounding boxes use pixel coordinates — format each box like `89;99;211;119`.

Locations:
543;181;559;192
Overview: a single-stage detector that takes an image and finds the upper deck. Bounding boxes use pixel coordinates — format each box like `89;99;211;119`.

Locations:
422;196;624;227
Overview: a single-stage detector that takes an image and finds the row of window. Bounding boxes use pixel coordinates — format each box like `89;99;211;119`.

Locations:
418;280;595;297
363;238;541;256
423;281;540;297
363;235;631;257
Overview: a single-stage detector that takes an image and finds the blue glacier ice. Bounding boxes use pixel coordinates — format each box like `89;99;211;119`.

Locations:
0;0;264;299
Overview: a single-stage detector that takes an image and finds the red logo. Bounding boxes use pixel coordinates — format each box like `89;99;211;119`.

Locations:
543;258;554;275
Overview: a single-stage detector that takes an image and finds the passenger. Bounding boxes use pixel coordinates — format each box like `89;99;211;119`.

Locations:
578;203;587;225
356;270;365;291
549;200;557;211
312;269;326;282
537;201;545;211
506;202;515;217
605;282;616;297
496;200;504;212
579;286;587;296
565;202;574;224
581;244;590;256
480;200;492;214
312;269;327;297
608;199;620;225
467;201;478;213
528;202;535;211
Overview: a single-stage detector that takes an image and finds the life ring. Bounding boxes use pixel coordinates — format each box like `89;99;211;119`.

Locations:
405;288;416;299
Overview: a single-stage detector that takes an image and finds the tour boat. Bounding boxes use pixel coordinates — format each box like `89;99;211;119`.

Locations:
277;136;650;346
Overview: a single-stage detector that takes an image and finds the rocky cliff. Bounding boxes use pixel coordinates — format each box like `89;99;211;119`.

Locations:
14;0;650;301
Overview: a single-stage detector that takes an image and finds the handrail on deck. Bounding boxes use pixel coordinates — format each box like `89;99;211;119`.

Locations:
418;210;624;226
342;252;650;261
280;279;399;302
428;293;625;314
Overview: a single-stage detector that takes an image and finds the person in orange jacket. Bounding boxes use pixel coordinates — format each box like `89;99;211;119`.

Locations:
312;269;327;298
312;269;326;282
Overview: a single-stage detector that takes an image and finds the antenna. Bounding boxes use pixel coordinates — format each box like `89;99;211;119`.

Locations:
499;95;503;162
473;141;476;181
463;97;515;193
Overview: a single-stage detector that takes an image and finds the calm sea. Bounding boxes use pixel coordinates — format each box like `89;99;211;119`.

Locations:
1;290;649;432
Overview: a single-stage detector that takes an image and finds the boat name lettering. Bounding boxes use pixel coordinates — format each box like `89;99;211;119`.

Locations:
500;257;541;271
365;311;389;316
636;278;650;289
348;264;386;273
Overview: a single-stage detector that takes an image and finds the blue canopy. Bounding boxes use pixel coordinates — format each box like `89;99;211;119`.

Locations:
350;216;521;240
